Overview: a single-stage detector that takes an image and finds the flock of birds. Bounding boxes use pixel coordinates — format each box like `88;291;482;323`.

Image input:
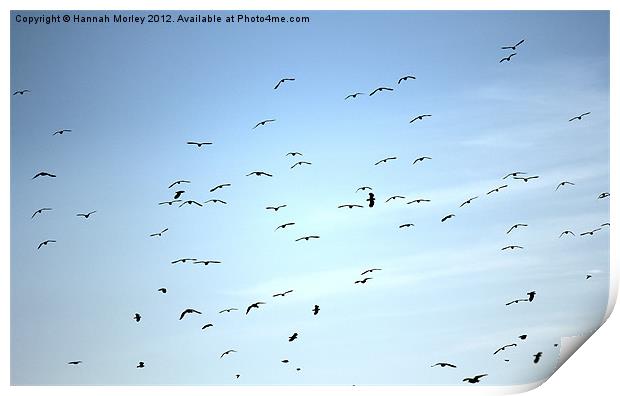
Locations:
16;35;610;386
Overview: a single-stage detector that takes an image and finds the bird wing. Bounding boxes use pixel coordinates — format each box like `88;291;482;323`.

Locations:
515;39;525;47
274;80;283;89
369;88;379;96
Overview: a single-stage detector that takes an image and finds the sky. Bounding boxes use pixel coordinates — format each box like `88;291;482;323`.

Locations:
10;10;610;386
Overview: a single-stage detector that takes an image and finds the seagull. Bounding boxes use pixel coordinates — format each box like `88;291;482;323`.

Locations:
31;208;52;218
179;200;203;207
204;199;227;204
53;129;72;135
246;171;273;177
168;180;190;188
150;228;168;237
281;359;290;363
514;176;539;182
502;245;523;250
407;199;431;204
399;223;415;228
586;274;593;280
187;141;212;147
157;288;167;294
286;152;303;157
493;343;517;355
295;235;320;242
179;308;202;320
273;290;294;297
519;335;528;340
580;228;601;236
463;374;488;383
500;53;517;63
76;211;97;219
501;39;525;50
201;323;214;330
67;361;82;365
210;183;231;192
266;205;287;211
193;260;221;265
556;181;575;190
253;119;276;129
345;92;364;100
506;299;528;306
367;193;375;207
374;157;397;165
32;171;56;179
312;305;320;315
275;223;295;231
503;172;527;179
410;115;432;123
171;258;196;264
133;313;141;322
159;200;182;205
338;204;363;209
274;78;295;90
361;268;382;275
460;197;478;207
291;161;312;169
355;277;372;284
288;332;298;342
398;75;416;84
246;302;266;314
173;190;185;199
369;87;393;96
568;112;591;122
413;156;432;165
598;192;610;199
235;374;240;379
527;291;536;302
507;224;528;233
431;362;457;368
356;186;372;192
219;308;238;313
559;230;575;238
487;185;508;195
220;350;237;358
137;362;145;368
13;89;30;95
533;352;543;364
441;214;455;222
37;239;56;249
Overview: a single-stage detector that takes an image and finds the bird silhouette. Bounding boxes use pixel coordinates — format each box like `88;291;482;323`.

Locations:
407;198;431;204
345;92;364;100
369;87;393;96
246;171;273;177
274;78;295;90
361;268;382;275
220;349;237;358
246;302;266;314
179;200;203;207
37;239;56;249
399;223;415;228
168;180;190;188
273;290;294;297
295;235;320;242
286;152;303;157
281;359;290;363
32;171;56;179
157;288;167;294
501;39;525;50
150;228;168;237
412;156;432;165
296;368;301;371
179;308;202;320
204;199;227;204
76;211;96;219
201;323;214;330
431;362;457;368
291;161;312;169
355;277;372;284
463;374;487;383
31;208;52;218
487;185;508;195
569;112;591;122
253;119;276;129
502;245;523;250
266;205;287;211
338;204;363;209
493;343;517;355
527;291;536;302
171;258;196;264
556;181;575;190
374;157;397;165
385;195;405;203
356;186;372;192
53;129;72;135
288;332;298;342
137;362;145;368
194;260;221;266
507;224;528;233
503;172;526;179
398;75;416;84
187;141;212;147
506;299;528;306
173;190;185;199
441;214;455;222
559;230;575;238
210;183;231;192
580;228;602;236
159;200;182;206
533;352;542;363
410;115;432;123
313;305;320;315
219;308;238;313
586;274;593;280
367;193;375;207
133;313;141;322
275;222;295;231
13;89;30;95
67;361;82;365
598;192;610;199
514;176;539;182
460;197;478;207
519;334;528;340
500;53;517;63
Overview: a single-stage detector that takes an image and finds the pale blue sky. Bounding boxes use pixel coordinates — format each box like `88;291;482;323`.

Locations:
11;10;609;385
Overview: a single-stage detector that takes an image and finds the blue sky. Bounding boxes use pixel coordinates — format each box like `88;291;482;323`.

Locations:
10;10;609;385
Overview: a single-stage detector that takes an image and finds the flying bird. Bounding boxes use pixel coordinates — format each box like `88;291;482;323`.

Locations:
501;39;525;50
179;200;203;207
210;183;231;192
274;78;295;90
506;299;529;306
313;305;320;315
173;190;185;199
171;258;196;264
159;200;182;206
246;171;273;177
219;308;238;313
76;211;96;219
499;53;517;63
338;204;363;209
533;352;543;364
53;129;72;135
355;277;372;284
295;235;320;242
253;119;276;129
568;112;591;122
31;208;52;218
586;274;593;280
150;228;168;237
519;335;528;340
399;223;415;228
157;288;167;294
367;192;375;207
220;350;237;358
431;362;457;368
32;171;56;179
266;205;287;211
288;332;298;342
246;302;266;314
286;152;303;157
137;362;145;368
291;161;312;169
275;223;295;231
345;92;364;100
398;75;416;84
503;172;526;179
374;157;397;165
369;87;393;96
356;186;372;192
527;291;536;302
361;268;382;275
514;176;539;182
194;260;221;265
168;180;190;188
556;181;575;190
441;214;455;222
502;245;523;250
580;228;601;236
67;361;82;365
281;359;290;363
201;323;214;330
179;308;202;320
507;224;528;233
412;156;432;165
407;199;430;204
598;192;610;199
13;89;30;95
559;230;575;238
187;141;212;147
273;290;294;297
487;185;508;195
37;239;56;249
463;374;487;383
410;115;432;123
460;197;478;207
493;343;517;355
133;313;141;322
205;199;227;204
